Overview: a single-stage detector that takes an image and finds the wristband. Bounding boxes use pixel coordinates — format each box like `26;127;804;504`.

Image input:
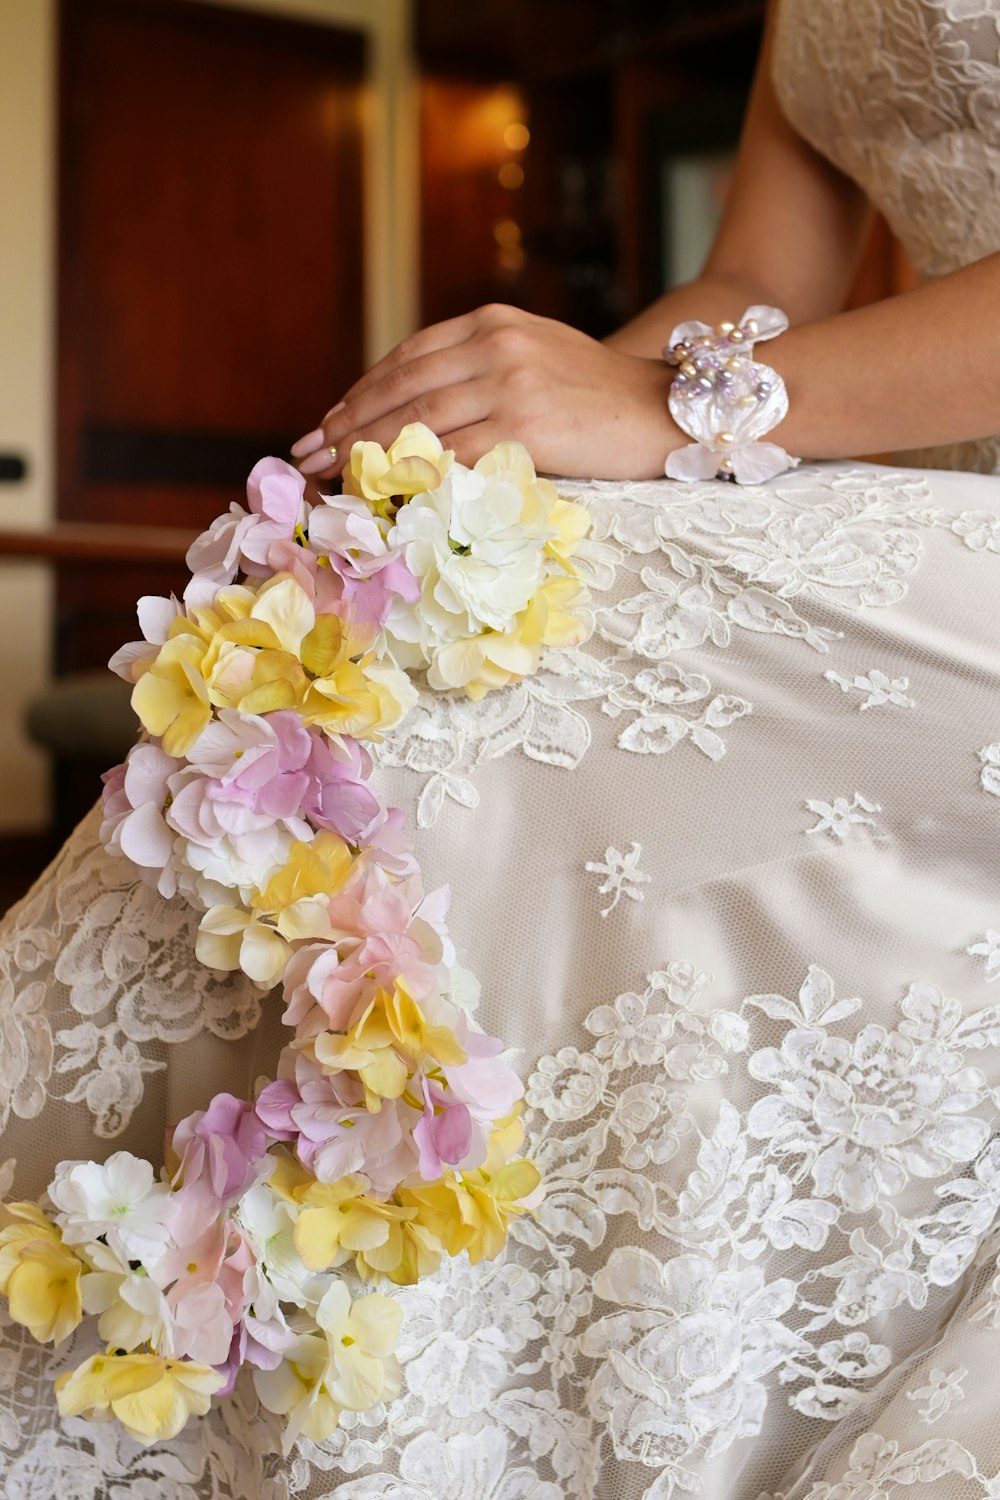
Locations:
662;305;799;484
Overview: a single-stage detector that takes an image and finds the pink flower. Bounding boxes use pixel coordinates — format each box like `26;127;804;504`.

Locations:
184;458;308;604
301;734;384;844
100;743;183;898
171;1093;270;1207
441;1018;524;1121
413;1077;472;1180
280;868;444;1036
257;1052;418;1193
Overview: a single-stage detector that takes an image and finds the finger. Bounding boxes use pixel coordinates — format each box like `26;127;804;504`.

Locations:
340;307;500;407
292;305;525;458
291;403;344;459
317;345;490;460
436;420;505;469
297;380;496;478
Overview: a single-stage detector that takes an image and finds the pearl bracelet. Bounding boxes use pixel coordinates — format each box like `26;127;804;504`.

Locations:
662;305;798;484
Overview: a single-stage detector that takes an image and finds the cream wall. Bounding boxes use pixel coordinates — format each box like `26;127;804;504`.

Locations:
0;0;417;834
0;0;57;833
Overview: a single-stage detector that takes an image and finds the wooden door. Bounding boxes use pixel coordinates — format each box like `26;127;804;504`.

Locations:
57;0;366;672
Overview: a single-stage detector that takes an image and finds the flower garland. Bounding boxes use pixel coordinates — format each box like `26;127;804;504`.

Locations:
0;425;591;1449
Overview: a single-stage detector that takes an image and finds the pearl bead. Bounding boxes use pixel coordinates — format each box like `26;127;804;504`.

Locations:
717;430;735;445
680;360;697;377
729;328;745;342
716;320;735;335
744;318;759;336
698;376;714;390
738;394;757;408
718;457;734;474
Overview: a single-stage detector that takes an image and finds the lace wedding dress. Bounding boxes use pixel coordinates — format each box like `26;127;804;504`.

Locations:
4;5;1000;1499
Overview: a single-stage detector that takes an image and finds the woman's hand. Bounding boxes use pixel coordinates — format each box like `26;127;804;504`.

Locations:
291;304;681;481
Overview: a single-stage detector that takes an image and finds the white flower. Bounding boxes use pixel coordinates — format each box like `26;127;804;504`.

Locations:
386;466;546;657
79;1239;176;1354
584;988;674;1067
48;1151;173;1262
524;1047;608;1121
236;1182;316;1308
582;1248;804;1461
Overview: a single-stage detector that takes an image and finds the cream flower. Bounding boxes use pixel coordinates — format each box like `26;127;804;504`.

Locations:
253;1280;401;1449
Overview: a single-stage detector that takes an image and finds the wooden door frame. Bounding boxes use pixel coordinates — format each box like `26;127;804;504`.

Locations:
196;0;418;368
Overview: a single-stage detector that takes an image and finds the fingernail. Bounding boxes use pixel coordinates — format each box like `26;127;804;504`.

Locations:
323;401;346;421
290;427;326;459
299;449;337;475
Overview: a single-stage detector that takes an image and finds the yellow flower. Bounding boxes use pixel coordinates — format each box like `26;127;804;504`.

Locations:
197;830;361;983
55;1351;226;1444
0;1202;83;1346
288;1171;441;1285
309;980;464;1108
254;1281;401;1451
543;494;592;570
254;833;355;932
196;906;290;987
294;1176;414;1271
519;574;591;648
132;573;406;753
400;1119;540;1265
131;634;212;756
344;423;453;514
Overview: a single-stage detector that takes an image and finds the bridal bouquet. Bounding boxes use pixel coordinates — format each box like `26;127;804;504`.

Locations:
0;425;591;1449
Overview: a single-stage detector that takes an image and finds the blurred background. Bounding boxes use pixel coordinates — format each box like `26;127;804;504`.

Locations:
0;0;913;909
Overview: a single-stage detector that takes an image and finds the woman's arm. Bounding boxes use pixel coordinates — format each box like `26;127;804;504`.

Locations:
292;1;996;479
605;0;873;355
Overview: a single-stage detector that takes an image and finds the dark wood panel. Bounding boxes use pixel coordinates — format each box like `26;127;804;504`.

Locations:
56;0;368;672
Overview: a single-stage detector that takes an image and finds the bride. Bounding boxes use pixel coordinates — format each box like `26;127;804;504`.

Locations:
3;1;1000;1496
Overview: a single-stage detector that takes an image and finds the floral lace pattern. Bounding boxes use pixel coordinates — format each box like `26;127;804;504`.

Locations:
3;460;1000;1497
376;467;999;822
0;806;260;1140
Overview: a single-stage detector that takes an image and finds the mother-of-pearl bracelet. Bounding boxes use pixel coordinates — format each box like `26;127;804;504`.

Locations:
663;305;799;485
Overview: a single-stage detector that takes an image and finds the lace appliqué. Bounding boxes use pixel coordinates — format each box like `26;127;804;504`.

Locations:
805;793;882;841
585;843;651;916
313;961;1000;1500
375;467;998;823
905;1366;968;1426
0;805;261;1140
968;930;1000;982
978;743;1000;796
824;669;915;711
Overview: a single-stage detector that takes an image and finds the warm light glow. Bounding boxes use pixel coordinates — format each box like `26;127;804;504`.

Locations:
503;122;530;152
493;219;521;247
498;162;525;190
422;83;528;172
497;245;525;272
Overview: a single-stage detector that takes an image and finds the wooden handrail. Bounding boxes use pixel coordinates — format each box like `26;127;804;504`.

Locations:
0;523;195;564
